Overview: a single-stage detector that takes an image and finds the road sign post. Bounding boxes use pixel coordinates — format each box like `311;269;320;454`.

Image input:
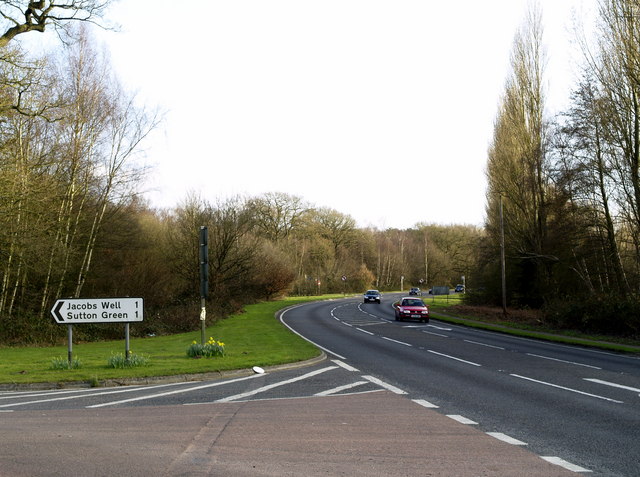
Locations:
199;226;208;345
125;323;130;361
67;324;73;365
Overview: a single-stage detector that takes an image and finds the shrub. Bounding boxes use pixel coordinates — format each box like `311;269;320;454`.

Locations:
543;295;640;337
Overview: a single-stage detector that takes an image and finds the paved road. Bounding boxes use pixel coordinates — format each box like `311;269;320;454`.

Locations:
280;294;640;477
2;294;638;476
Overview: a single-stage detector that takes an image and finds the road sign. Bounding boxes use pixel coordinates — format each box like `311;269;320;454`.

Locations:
431;286;450;296
50;298;144;324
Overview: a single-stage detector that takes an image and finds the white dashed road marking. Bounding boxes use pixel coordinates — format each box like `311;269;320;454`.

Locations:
541;456;592;473
427;350;482;367
487;432;527;445
447;415;478;425
382;336;412;346
412;398;439;408
511;374;623;403
584;378;640;394
464;339;505;350
527;353;601;369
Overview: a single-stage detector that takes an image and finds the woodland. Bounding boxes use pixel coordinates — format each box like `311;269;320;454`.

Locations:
1;1;639;344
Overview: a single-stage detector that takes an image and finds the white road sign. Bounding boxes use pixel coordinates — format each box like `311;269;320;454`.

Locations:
50;298;144;324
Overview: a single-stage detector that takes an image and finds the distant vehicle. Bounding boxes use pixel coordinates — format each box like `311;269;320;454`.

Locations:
409;287;421;296
363;290;381;304
394;297;429;323
454;284;465;293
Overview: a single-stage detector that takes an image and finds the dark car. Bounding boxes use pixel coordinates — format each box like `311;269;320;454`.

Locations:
363;290;381;304
394;297;429;323
454;284;465;293
409;287;421;296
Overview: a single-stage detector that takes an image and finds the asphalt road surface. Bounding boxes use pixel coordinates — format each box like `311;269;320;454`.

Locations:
1;294;638;476
280;293;640;477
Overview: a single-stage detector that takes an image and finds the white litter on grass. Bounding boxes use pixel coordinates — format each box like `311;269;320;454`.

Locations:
252;366;265;374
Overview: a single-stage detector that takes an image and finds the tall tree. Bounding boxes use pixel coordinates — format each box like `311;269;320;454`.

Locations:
485;2;551;306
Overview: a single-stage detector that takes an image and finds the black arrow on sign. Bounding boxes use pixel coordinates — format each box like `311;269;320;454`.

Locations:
52;300;65;322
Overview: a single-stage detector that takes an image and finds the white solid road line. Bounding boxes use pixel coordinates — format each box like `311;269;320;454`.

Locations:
315;381;369;396
87;374;262;408
0;387;119;400
1;381;191;409
279;306;347;359
331;359;359;372
511;374;624;403
541;456;592;473
362;375;407;395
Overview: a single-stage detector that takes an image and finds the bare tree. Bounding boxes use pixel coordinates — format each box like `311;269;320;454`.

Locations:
554;73;631;293
312;207;357;255
584;0;640;275
0;46;59;320
0;1;112;48
248;192;309;243
34;26;157;313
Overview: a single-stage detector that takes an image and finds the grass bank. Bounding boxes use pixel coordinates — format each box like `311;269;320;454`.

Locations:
0;296;336;387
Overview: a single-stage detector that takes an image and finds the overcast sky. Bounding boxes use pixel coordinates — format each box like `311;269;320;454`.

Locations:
25;0;596;229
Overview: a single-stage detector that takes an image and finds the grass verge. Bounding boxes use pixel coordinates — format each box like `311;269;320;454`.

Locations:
426;294;640;354
0;296;335;387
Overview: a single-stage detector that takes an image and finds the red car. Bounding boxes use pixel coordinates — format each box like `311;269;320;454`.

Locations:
395;297;430;323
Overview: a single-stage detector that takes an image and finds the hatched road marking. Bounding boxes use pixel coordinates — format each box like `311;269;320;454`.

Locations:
216;366;338;403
